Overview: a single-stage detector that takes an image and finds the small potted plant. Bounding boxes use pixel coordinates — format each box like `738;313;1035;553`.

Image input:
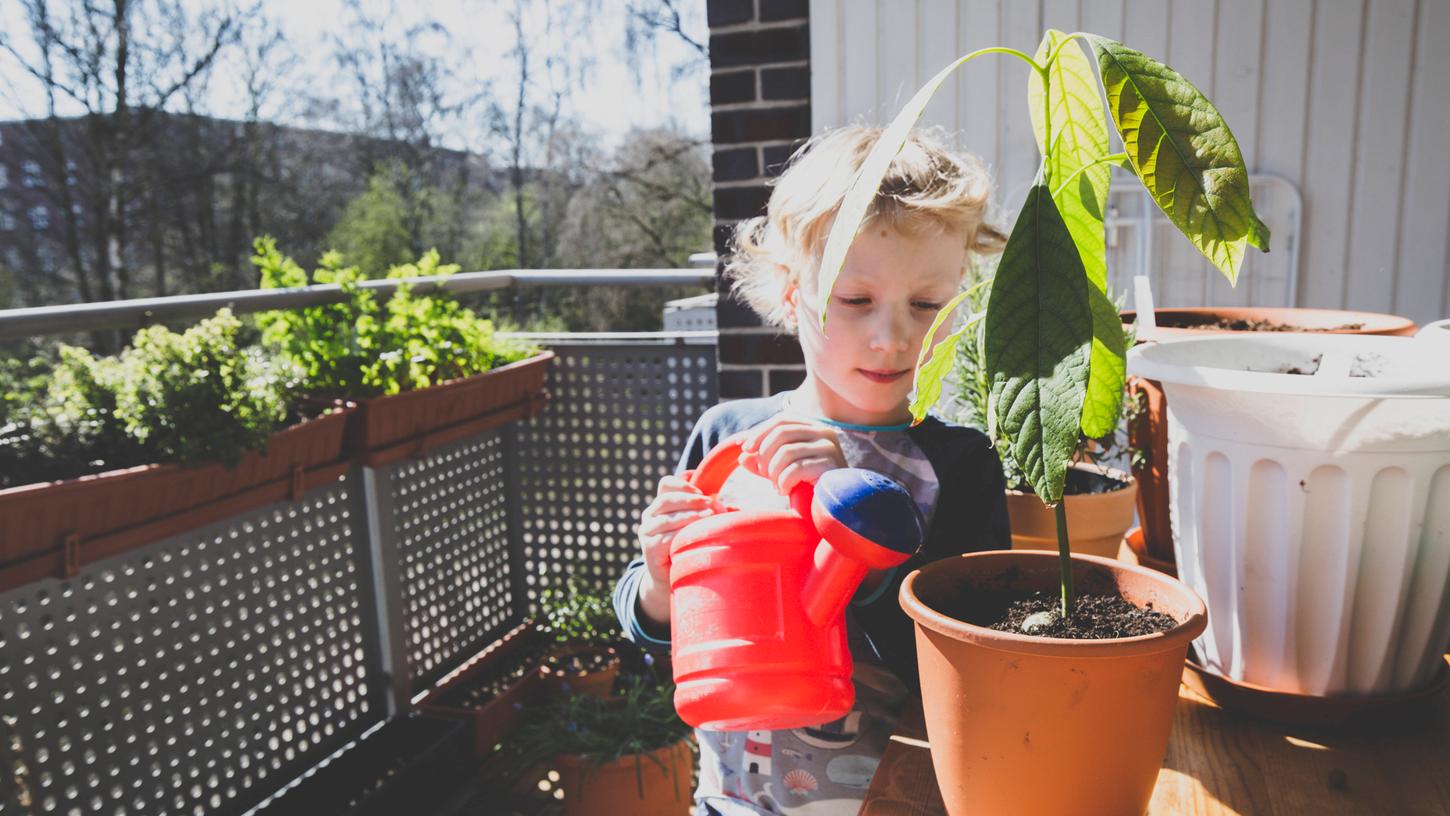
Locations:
536;579;625;700
816;29;1258;814
253;238;553;468
0;309;352;592
954;265;1139;560
486;668;694;816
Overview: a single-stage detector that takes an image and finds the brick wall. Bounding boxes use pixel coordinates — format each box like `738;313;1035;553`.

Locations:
707;0;811;399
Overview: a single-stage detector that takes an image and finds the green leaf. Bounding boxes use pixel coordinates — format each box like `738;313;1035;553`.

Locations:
908;288;976;422
1088;35;1271;284
1029;31;1124;438
984;182;1093;504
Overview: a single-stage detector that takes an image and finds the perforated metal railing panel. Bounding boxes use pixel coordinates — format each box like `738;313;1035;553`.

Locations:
0;335;719;815
513;340;718;602
0;476;377;816
389;432;516;693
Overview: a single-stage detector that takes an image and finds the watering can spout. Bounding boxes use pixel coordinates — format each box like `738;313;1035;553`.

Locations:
801;469;926;627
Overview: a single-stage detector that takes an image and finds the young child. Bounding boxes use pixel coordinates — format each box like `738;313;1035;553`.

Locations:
612;126;1012;815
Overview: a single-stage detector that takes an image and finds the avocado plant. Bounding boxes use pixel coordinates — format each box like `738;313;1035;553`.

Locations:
818;31;1270;621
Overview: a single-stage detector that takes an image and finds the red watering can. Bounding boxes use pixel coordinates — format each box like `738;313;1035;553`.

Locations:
667;433;926;731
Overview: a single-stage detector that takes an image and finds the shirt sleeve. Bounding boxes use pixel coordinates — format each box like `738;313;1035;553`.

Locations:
613;558;673;650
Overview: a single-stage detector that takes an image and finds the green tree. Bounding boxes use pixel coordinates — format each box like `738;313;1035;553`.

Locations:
324;172;415;278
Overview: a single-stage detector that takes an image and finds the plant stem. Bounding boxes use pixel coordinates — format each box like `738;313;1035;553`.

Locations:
1054;500;1075;618
1050;152;1129;199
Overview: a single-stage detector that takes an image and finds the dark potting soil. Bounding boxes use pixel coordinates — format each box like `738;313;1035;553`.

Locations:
965;590;1178;639
1156;314;1365;332
1063;467;1130;496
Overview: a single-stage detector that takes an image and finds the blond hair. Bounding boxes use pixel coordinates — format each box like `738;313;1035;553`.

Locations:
725;125;1006;331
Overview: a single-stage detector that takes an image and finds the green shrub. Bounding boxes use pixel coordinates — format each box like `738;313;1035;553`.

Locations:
253;237;536;398
113;309;300;467
0;310;300;487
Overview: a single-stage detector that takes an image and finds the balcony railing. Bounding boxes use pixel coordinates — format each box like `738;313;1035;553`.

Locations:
0;273;716;815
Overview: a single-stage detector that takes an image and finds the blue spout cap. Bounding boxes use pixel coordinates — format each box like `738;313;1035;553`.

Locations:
812;468;926;556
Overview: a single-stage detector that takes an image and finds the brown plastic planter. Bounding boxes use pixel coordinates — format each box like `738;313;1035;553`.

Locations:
1005;463;1138;559
900;550;1206;816
343;351;554;467
417;620;549;758
0;406;353;593
1122;307;1417;565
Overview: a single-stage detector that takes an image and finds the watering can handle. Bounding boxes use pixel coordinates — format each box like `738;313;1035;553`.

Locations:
688;432;814;518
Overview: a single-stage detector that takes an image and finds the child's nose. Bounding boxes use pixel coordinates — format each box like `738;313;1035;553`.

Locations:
868;308;913;353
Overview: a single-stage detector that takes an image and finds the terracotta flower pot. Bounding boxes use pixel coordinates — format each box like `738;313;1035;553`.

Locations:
900;550;1207;816
550;738;693;816
1005;464;1138;559
1121;307;1418;566
539;644;621;700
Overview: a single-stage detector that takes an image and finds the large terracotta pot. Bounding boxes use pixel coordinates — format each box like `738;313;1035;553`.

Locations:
1120;307;1417;565
900;550;1207;816
552;737;693;816
1005;463;1137;559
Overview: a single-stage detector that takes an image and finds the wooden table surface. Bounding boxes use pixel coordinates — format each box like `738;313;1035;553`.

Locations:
861;657;1450;815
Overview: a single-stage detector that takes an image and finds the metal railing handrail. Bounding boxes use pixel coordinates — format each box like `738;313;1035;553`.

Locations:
0;268;715;340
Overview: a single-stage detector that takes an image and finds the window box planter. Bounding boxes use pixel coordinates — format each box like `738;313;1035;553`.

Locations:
1128;334;1450;704
338;350;554;467
0;405;353;593
1121;307;1418;569
417;620;551;758
255;713;472;816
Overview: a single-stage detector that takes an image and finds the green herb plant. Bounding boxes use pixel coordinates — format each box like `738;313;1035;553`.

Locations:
252;237;536;399
1;310;299;486
540;578;624;649
114;309;299;467
819;31;1270;621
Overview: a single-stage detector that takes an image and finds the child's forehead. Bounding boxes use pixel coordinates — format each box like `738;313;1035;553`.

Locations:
830;224;966;283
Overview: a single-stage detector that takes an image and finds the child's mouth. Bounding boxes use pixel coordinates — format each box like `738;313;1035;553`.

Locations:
858;368;910;384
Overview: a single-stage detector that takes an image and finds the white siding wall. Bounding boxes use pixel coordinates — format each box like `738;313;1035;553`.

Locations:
810;0;1450;325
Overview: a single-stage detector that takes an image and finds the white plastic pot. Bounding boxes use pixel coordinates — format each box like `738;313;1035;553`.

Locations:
1128;334;1450;696
1417;318;1450;345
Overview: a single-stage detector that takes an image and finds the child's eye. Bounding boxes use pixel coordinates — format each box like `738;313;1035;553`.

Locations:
913;301;944;311
836;296;871;307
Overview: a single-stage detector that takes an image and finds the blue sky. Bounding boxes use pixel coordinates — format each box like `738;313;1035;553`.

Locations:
0;0;709;150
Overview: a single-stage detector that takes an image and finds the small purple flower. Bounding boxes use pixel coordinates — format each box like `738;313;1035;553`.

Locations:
643;653;655;666
511;702;524;711
566;722;578;732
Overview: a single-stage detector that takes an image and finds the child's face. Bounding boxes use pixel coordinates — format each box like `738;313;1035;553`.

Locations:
790;222;967;426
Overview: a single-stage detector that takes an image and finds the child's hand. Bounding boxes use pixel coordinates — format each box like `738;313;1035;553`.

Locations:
737;417;847;495
635;474;722;631
637;474;719;585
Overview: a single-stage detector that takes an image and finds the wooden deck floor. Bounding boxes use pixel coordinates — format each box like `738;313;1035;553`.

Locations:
862;657;1450;815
